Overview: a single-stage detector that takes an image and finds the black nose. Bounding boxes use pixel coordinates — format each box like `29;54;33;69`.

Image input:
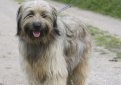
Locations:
33;22;41;29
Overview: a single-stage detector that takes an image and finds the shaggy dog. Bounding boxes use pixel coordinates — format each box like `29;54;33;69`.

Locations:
17;0;91;85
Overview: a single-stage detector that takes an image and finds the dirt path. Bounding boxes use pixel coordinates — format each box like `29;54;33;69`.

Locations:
0;0;25;85
0;0;121;85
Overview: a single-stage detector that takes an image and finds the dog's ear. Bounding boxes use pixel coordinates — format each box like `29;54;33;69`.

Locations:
16;5;22;36
51;7;60;36
52;7;57;28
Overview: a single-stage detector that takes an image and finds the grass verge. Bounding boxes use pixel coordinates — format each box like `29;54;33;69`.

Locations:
58;0;121;19
16;0;121;19
88;26;121;59
15;0;24;4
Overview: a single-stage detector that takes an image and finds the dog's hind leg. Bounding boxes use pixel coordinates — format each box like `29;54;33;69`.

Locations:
67;55;88;85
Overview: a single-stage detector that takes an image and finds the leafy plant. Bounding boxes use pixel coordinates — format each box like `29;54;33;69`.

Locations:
88;26;121;59
58;0;121;19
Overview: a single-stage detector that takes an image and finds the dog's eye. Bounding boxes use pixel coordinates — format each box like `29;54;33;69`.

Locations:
27;11;34;17
41;13;47;18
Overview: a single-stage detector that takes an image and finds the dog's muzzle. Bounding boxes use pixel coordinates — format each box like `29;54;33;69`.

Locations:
32;22;41;38
25;21;48;38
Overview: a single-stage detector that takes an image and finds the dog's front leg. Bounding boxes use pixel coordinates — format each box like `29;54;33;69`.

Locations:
44;76;68;85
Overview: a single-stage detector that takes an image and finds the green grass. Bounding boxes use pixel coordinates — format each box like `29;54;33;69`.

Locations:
15;0;24;4
58;0;121;19
16;0;121;19
116;52;121;59
88;26;121;59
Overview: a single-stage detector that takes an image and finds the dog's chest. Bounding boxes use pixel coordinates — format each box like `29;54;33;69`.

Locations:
21;40;68;84
30;54;67;82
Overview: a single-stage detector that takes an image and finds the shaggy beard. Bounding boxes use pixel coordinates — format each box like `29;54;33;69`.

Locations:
19;27;60;45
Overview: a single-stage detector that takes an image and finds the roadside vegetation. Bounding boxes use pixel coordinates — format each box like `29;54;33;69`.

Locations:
16;0;121;19
88;26;121;59
15;0;24;4
58;0;121;19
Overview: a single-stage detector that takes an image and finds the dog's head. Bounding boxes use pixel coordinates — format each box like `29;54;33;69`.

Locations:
17;0;60;43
